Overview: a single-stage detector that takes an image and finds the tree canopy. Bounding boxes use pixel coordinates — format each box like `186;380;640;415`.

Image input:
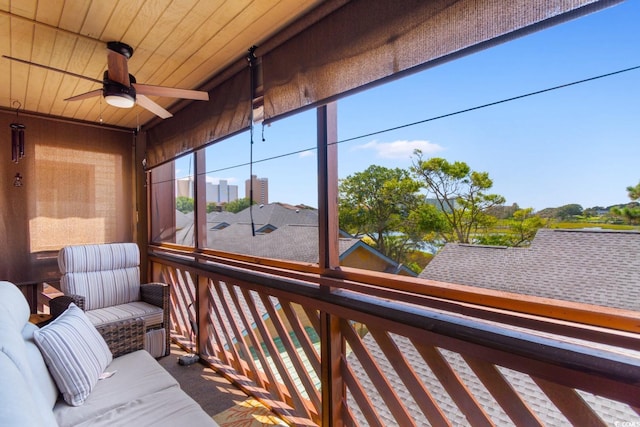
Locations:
176;196;194;213
610;181;640;224
339;165;444;271
410;151;505;243
225;197;254;213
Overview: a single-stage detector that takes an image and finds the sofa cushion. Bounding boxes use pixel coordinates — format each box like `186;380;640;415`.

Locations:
34;303;113;406
85;301;164;327
58;243;141;309
73;386;218;427
54;349;180;427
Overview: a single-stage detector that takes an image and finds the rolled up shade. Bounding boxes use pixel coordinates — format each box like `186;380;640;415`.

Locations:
145;0;616;166
146;67;251;167
263;0;616;122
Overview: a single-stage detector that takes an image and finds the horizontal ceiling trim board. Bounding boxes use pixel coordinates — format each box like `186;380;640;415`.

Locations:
0;107;132;133
145;67;251;168
262;0;615;122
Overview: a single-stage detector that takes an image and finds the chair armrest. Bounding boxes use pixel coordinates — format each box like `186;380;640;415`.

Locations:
140;282;171;357
140;283;168;309
96;317;145;358
49;294;86;318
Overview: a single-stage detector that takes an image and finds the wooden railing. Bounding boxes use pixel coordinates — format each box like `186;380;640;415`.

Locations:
149;247;640;426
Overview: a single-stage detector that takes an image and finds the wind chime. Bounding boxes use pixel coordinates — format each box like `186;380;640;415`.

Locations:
10;101;25;186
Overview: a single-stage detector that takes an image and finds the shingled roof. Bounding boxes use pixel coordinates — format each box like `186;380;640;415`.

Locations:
419;228;640;311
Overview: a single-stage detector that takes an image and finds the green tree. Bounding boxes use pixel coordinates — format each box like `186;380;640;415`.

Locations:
410;151;505;243
339;165;444;269
176;196;194;213
478;208;546;247
556;203;583;220
610;181;640;224
206;202;218;213
225;197;254;213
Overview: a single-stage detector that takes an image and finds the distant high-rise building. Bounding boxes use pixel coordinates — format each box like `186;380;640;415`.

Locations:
178;177;238;204
176;177;194;199
207;179;239;204
245;175;268;205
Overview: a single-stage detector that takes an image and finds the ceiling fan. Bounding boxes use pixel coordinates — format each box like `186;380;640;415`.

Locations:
3;41;209;119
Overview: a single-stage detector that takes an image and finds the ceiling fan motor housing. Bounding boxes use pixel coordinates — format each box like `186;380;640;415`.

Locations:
103;70;136;107
107;41;133;58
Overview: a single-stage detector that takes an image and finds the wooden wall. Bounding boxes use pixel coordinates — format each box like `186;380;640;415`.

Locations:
0;110;135;284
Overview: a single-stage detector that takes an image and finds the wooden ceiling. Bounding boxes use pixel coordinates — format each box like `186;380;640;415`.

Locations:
0;0;323;129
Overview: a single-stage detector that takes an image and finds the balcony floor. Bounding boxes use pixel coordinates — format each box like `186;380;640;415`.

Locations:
158;343;288;426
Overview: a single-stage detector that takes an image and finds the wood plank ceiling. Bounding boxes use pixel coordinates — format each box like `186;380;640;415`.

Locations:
0;0;323;129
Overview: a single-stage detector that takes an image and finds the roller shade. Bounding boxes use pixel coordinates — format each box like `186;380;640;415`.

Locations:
145;67;251;167
262;0;617;122
145;0;617;166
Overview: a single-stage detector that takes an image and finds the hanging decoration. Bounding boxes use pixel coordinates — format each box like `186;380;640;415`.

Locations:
10;101;26;163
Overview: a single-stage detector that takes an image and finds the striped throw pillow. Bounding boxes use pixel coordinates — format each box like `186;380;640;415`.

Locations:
33;303;113;406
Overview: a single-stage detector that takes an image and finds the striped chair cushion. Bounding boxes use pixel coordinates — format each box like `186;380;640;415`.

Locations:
84;302;164;328
59;243;141;310
34;304;113;406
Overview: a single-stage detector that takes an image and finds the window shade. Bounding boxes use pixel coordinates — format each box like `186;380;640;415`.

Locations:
262;0;616;122
145;67;251;168
145;0;616;166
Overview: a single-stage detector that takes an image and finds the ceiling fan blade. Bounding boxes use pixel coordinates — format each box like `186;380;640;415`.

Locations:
107;50;130;86
134;83;209;101
2;55;102;84
65;89;103;101
136;94;173;119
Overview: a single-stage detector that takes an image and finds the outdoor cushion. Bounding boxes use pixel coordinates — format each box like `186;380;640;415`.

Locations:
34;303;113;406
58;243;141;310
85;301;164;327
53;349;179;427
72;385;217;427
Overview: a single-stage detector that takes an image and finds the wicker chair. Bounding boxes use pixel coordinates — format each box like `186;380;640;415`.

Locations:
51;243;170;357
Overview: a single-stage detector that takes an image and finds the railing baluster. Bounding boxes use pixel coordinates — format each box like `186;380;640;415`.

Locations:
209;280;244;373
368;327;451;427
463;355;544;426
226;282;270;389
411;341;495;427
341;319;416;426
237;287;290;403
342;361;386;427
532;376;608;427
280;298;321;380
243;289;313;419
204;280;232;367
167;266;192;340
261;293;321;416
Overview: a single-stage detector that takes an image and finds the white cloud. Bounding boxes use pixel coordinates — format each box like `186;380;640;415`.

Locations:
299;150;314;158
355;139;444;159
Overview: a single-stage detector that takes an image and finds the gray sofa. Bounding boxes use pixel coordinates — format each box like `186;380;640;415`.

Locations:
0;280;218;427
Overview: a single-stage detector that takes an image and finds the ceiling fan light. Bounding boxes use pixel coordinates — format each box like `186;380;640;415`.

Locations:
105;94;135;108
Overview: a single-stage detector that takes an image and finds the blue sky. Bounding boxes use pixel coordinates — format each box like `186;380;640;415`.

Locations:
180;1;640;212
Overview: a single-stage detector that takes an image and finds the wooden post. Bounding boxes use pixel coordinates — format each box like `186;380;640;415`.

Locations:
317;102;344;426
